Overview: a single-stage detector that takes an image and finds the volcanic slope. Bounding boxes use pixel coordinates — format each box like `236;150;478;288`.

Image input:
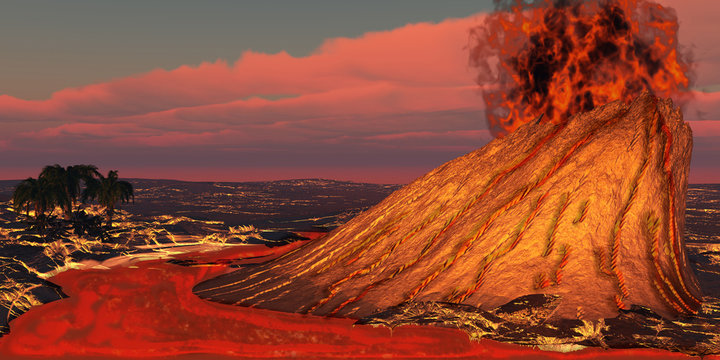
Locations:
194;93;703;320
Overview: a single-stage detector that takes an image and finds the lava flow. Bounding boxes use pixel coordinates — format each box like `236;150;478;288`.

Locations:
470;0;692;136
0;241;711;359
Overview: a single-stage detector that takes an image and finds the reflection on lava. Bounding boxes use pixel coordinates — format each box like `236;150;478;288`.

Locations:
0;240;712;359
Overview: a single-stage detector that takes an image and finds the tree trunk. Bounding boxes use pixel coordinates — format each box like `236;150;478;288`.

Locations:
65;198;76;220
106;206;114;228
194;93;702;321
34;203;46;234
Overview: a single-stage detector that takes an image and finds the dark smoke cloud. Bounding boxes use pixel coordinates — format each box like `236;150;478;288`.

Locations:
472;0;694;136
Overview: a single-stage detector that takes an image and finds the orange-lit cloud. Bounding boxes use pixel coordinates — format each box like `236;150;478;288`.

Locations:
688;121;720;137
0;15;495;183
1;16;483;121
1;3;719;183
2;16;485;143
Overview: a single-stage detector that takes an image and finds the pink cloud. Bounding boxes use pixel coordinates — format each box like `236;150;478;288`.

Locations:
1;15;483;120
1;14;488;155
688;120;720;137
25;123;145;139
685;91;720;120
2;4;720;183
132;129;246;147
366;130;490;141
657;1;720;89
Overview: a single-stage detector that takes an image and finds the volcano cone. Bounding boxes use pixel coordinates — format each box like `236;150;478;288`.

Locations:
194;93;702;320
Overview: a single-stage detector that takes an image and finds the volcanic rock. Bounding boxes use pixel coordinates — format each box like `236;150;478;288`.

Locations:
357;300;720;356
194;93;703;321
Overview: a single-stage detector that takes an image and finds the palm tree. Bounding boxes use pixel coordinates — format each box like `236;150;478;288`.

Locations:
39;164;100;218
85;170;134;227
11;177;62;232
66;164;101;215
12;178;40;217
38;165;70;218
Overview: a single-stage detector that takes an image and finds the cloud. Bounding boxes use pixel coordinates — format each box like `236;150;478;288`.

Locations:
1;4;720;183
1;15;489;163
24;123;145;140
688;120;720;137
0;15;484;120
685;91;720;120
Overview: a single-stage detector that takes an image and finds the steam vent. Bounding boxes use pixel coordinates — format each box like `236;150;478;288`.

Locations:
194;92;703;321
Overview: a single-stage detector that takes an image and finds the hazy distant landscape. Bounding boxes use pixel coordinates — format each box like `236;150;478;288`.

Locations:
0;179;401;231
1;178;716;241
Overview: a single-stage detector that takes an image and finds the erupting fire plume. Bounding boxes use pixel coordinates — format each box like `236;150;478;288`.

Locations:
471;0;692;136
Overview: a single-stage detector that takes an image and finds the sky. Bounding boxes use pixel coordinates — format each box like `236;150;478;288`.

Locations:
0;0;718;184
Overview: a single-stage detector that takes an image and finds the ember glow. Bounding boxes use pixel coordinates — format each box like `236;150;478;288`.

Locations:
471;0;692;136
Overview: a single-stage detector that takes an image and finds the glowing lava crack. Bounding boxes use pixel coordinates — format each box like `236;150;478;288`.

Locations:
194;93;702;321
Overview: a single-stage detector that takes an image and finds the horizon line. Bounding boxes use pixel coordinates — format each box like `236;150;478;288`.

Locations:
0;177;406;186
2;177;720;186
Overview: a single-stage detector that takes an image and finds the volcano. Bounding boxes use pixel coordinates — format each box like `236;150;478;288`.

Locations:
194;92;702;321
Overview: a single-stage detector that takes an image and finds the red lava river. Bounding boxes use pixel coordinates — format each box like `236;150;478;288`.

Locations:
0;236;713;359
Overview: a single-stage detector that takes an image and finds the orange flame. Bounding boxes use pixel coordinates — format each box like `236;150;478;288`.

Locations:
470;0;691;136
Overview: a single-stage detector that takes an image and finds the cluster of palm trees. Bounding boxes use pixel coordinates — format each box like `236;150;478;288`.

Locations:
11;165;134;231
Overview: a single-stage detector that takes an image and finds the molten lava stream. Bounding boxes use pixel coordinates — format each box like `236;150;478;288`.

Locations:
0;240;712;359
